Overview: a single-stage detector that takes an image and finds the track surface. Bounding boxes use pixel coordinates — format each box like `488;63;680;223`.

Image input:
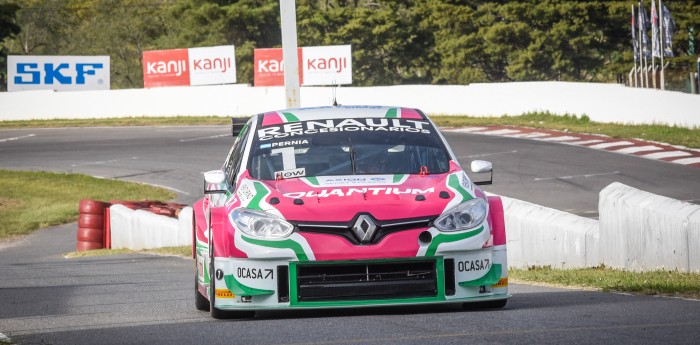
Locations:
1;126;699;344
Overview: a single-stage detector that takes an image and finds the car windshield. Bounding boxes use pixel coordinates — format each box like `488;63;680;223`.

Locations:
248;117;451;180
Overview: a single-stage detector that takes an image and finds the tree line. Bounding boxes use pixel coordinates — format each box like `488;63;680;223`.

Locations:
1;0;698;91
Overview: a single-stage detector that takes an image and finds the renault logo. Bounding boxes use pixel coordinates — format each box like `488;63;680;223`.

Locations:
352;215;377;243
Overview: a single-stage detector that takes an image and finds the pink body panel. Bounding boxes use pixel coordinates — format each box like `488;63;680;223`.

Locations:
488;196;506;246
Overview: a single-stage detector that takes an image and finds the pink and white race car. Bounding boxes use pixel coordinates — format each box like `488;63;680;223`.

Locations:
193;105;509;318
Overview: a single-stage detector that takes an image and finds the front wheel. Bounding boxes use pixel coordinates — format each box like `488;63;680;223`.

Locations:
195;271;209;311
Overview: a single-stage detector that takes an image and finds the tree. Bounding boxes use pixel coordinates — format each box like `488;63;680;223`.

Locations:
0;1;20;91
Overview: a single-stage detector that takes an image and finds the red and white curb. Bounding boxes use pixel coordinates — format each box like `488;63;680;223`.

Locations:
444;126;700;168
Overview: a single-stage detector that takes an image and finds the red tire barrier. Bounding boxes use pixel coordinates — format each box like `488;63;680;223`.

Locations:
79;199;109;215
78;213;104;229
104;207;111;249
77;199;108;252
77;227;104;243
76;241;103;252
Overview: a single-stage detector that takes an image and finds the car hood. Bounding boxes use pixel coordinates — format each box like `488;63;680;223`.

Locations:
233;167;477;222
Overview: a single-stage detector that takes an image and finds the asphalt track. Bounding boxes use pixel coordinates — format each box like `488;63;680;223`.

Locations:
1;126;699;345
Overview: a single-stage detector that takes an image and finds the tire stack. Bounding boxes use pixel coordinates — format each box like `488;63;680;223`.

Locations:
77;199;110;251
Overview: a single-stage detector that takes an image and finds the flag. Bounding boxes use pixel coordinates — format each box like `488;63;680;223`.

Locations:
661;2;675;57
639;2;651;59
631;5;639;63
651;0;660;58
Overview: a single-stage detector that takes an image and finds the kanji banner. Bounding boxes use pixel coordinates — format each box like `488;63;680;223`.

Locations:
253;45;352;87
254;48;303;87
142;45;236;88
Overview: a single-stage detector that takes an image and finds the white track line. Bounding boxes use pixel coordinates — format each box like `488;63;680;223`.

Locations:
642;151;692;159
540;135;580;142
588;141;634;149
179;134;229;142
459;150;518;159
566;139;604;145
614;145;663;154
480;129;521;135
446;127;488;133
0;134;35;143
71;157;138;167
517;132;549;138
671;157;700;165
534;171;621;181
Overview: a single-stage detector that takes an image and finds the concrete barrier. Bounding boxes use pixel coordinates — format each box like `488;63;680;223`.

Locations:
501;197;599;269
599;182;700;273
106;184;697;273
2;82;700;127
109;204;192;250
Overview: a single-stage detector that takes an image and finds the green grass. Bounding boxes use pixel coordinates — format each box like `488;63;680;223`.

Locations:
65;245;192;258
431;112;700;149
510;266;700;299
1;112;698;148
0;170;175;240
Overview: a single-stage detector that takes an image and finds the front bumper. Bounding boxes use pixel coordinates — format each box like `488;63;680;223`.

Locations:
208;246;509;310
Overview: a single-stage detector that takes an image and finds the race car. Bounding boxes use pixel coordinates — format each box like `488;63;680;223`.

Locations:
193;105;509;318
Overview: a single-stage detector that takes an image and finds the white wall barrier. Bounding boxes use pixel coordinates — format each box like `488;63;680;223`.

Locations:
599;182;700;273
109;204;192;250
2;82;700;128
106;184;697;273
504;183;699;273
502;197;600;269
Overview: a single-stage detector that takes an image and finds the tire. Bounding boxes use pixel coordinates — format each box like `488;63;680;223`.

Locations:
195;270;210;311
76;241;103;251
77;227;104;243
79;199;109;215
463;298;508;310
78;214;104;229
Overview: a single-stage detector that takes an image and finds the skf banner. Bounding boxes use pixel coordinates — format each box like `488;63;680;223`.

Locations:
142;45;236;88
8;55;110;92
253;45;352;87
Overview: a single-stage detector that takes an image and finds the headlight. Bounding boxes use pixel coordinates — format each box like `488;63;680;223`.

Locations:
434;198;488;232
230;208;294;239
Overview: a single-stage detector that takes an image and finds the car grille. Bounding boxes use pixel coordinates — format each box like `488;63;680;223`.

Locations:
293;215;432;245
295;260;437;302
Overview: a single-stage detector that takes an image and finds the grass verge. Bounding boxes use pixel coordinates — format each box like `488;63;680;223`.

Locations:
65;245;192;258
510;266;700;299
1;112;698;148
431;112;700;149
0;170;175;240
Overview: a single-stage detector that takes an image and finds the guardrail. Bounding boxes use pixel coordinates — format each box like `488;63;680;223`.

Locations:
2;82;700;128
98;182;698;273
504;182;700;273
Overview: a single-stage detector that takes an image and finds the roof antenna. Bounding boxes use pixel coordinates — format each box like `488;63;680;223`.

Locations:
331;81;339;106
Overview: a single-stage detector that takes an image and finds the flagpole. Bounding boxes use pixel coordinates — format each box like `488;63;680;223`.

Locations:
632;4;638;87
659;0;666;90
651;0;656;89
637;0;646;87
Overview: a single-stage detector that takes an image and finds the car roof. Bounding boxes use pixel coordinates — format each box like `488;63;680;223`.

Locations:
258;105;427;127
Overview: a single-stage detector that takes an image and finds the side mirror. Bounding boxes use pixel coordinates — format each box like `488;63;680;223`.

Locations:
470;160;493;185
232;117;248;137
203;170;228;195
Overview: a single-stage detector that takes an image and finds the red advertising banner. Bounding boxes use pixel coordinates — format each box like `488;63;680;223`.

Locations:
142;49;190;88
253;48;303;87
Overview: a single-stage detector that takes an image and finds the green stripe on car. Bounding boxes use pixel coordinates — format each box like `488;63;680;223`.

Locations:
425;226;484;257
